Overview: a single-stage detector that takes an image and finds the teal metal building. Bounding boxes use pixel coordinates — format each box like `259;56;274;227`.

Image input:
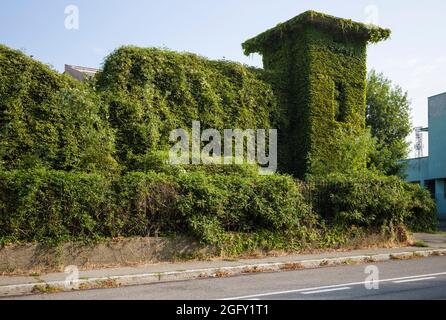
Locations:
405;92;446;219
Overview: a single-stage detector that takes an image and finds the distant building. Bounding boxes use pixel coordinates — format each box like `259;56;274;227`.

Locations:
404;92;446;219
64;64;98;82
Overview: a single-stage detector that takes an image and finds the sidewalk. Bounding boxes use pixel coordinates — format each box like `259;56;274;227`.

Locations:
1;237;445;297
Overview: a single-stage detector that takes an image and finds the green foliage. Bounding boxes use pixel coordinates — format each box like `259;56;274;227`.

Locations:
0;169;318;250
242;11;389;178
0;169;436;253
366;70;412;176
307;172;437;232
304;26;369;178
115;171;182;236
118;150;261;177
309;127;376;177
242;10;391;55
0;169;115;245
0;45;118;173
95;46;279;171
0;12;435;255
174;172;318;252
0;168;436;250
404;183;439;233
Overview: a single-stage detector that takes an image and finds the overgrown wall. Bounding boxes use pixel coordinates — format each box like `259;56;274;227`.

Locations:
0;45;117;173
95;47;279;171
243;11;391;178
2;13;435;254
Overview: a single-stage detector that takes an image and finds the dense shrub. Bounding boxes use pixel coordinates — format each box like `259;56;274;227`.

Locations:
404;183;438;233
0;169;115;244
0;169;317;248
179;173;315;234
115;172;181;236
0;169;436;250
0;45;118;173
125;150;261;177
307;172;438;232
95;46;279;170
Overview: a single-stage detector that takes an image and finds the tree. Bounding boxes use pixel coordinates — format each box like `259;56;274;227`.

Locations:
366;70;412;176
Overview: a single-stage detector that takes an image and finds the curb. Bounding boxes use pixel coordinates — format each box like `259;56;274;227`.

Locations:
1;248;445;297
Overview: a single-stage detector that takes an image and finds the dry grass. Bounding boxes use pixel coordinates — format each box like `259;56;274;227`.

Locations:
279;263;304;271
213;270;231;278
241;266;275;274
31;284;61;294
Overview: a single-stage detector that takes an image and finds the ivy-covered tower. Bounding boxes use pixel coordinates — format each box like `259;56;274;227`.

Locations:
242;11;391;178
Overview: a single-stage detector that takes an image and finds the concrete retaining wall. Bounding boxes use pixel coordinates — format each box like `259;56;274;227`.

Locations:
0;237;212;273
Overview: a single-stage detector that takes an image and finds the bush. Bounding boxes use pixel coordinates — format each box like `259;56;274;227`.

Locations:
404;183;438;232
174;172;319;254
0;45;118;173
248;175;313;231
0;169;318;249
0;169;115;245
307;172;437;233
115;172;182;237
1;168;435;249
95;46;279;170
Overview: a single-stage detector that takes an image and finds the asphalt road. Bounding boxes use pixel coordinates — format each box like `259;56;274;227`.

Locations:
6;256;446;300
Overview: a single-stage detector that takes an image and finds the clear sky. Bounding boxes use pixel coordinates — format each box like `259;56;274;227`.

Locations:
1;1;445;157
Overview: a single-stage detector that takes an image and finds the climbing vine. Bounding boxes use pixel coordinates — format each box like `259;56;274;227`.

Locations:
242;10;391;178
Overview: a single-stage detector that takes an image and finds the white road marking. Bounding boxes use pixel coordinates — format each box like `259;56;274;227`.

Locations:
301;287;351;295
393;277;436;284
221;271;446;300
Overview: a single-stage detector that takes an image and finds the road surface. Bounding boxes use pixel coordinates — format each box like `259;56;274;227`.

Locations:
5;256;446;300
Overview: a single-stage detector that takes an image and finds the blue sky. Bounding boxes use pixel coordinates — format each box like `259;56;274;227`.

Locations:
2;1;445;157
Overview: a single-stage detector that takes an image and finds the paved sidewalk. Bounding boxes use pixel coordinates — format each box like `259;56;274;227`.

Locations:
414;232;446;248
1;241;446;297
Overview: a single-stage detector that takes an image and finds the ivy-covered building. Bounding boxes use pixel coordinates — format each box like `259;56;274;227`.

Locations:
243;11;390;178
405;92;446;219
